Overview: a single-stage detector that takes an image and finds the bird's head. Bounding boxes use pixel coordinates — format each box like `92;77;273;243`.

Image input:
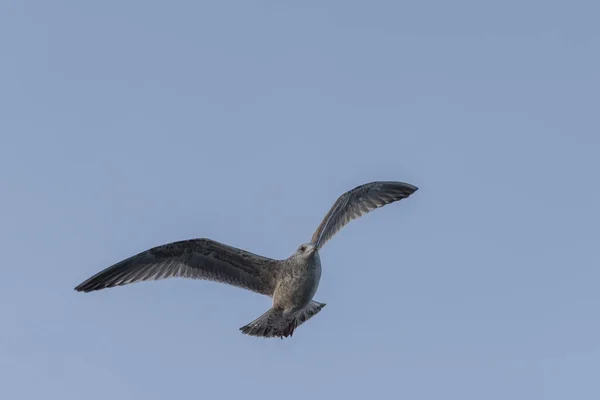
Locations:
296;242;318;257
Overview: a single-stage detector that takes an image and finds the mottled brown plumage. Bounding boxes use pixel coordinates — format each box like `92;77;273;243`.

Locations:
75;181;418;339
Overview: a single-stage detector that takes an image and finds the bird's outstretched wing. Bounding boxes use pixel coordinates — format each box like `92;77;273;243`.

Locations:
74;238;280;295
310;181;418;249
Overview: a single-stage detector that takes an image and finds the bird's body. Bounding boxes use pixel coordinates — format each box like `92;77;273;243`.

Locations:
239;243;322;338
75;181;418;339
275;244;321;314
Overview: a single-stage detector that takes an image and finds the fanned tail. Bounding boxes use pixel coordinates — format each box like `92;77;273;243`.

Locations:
239;301;326;339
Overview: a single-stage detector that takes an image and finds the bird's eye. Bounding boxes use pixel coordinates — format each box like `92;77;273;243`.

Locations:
300;245;306;252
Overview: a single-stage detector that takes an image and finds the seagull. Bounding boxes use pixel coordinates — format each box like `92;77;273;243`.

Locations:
75;181;418;339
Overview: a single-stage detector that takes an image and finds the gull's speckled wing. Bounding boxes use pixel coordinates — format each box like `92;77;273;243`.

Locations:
310;181;418;249
74;238;280;295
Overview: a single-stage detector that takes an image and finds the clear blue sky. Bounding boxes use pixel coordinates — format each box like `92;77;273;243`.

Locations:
1;1;599;399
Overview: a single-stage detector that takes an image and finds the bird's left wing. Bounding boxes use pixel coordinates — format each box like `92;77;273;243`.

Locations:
310;181;418;249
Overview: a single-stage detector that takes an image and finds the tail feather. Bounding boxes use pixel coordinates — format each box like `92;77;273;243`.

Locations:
239;301;326;339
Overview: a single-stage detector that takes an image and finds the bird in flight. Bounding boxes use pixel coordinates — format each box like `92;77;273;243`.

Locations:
75;181;418;339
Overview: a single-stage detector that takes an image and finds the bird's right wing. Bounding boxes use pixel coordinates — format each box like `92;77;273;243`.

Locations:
74;238;280;296
311;181;418;249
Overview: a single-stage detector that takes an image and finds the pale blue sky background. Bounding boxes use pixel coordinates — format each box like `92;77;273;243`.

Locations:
1;1;599;399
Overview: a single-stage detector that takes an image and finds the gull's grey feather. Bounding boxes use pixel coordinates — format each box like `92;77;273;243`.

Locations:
74;238;280;295
311;181;418;249
75;179;418;339
239;300;326;338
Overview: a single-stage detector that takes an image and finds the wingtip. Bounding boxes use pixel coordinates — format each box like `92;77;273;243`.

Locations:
395;181;418;194
74;281;96;293
383;181;418;192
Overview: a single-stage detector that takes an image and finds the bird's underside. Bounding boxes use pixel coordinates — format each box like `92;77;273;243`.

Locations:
75;180;418;339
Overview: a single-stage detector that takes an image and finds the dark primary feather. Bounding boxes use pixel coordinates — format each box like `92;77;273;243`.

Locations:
74;238;280;295
311;181;418;248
